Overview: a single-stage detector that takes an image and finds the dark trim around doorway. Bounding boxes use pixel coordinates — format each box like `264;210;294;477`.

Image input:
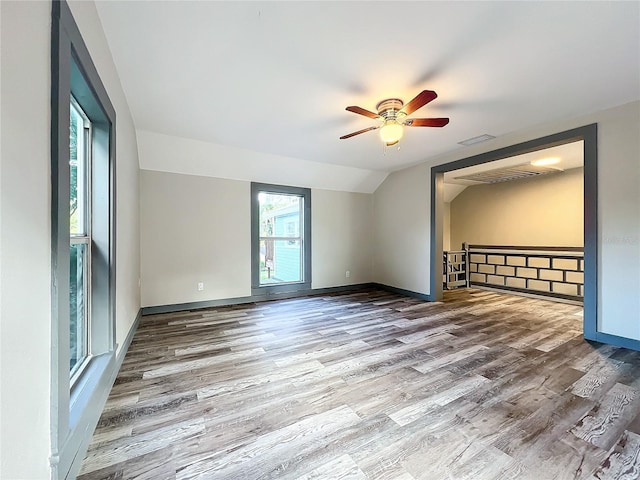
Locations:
430;124;600;343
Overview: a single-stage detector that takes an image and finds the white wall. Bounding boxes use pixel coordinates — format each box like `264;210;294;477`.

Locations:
450;167;584;249
1;2;52;477
373;101;640;341
140;170;374;307
140;171;251;307
373;163;431;294
0;1;141;478
311;189;373;288
443;202;451;251
596;103;640;340
137;130;388;194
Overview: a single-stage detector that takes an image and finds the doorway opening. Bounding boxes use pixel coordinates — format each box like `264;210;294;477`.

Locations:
430;124;597;340
443;141;584;303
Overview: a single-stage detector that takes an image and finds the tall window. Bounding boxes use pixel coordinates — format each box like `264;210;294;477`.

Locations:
51;1;117;475
251;183;311;295
69;97;91;378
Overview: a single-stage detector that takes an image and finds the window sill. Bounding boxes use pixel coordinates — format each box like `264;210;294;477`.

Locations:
69;351;114;430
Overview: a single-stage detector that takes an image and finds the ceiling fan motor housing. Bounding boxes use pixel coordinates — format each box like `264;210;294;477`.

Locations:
376;98;405;120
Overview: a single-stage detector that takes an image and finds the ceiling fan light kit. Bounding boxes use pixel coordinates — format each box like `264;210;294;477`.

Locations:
380;120;404;146
340;89;449;147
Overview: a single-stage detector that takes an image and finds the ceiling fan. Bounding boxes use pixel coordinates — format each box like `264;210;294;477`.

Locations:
340;90;449;146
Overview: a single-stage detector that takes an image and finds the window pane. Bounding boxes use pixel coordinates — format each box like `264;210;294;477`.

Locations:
70;243;87;375
258;192;303;286
70;98;91;378
259;193;302;237
70;100;87;235
259;239;302;284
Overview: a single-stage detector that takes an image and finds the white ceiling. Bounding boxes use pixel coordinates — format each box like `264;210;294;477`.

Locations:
444;141;584;185
442;140;584;202
95;1;639;184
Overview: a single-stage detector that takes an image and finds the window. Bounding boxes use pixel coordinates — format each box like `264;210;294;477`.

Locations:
51;1;117;476
69;97;91;378
251;183;311;295
52;15;117;388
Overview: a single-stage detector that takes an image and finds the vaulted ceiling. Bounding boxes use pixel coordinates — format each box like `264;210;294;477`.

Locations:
95;1;639;189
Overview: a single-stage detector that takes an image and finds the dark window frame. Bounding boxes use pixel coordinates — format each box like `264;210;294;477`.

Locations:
51;0;116;477
251;182;311;297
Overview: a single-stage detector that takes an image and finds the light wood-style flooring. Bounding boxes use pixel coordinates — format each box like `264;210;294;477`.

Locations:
79;288;640;479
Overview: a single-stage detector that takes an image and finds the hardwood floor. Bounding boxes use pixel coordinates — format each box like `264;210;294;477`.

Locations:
78;288;640;479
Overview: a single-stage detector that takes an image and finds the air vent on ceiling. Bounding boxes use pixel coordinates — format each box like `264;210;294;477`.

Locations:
454;164;562;184
458;134;496;146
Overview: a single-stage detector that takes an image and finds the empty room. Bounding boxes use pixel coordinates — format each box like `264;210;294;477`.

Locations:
1;1;640;479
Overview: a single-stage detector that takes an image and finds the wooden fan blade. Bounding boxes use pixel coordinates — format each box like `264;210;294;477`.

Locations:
404;117;450;127
399;90;437;116
346;106;381;119
340;126;379;139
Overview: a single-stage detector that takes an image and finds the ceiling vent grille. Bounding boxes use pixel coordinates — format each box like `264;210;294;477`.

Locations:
458;134;496;146
454;164;562;184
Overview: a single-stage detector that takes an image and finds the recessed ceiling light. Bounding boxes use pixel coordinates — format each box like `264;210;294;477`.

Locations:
531;157;561;167
458;134;496;146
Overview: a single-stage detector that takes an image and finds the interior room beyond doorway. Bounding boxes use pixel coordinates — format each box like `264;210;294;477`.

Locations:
441;140;585;308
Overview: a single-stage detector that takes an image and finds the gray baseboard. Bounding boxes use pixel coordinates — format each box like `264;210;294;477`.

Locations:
370;282;433;301
141;283;380;315
116;309;142;367
585;330;640;352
